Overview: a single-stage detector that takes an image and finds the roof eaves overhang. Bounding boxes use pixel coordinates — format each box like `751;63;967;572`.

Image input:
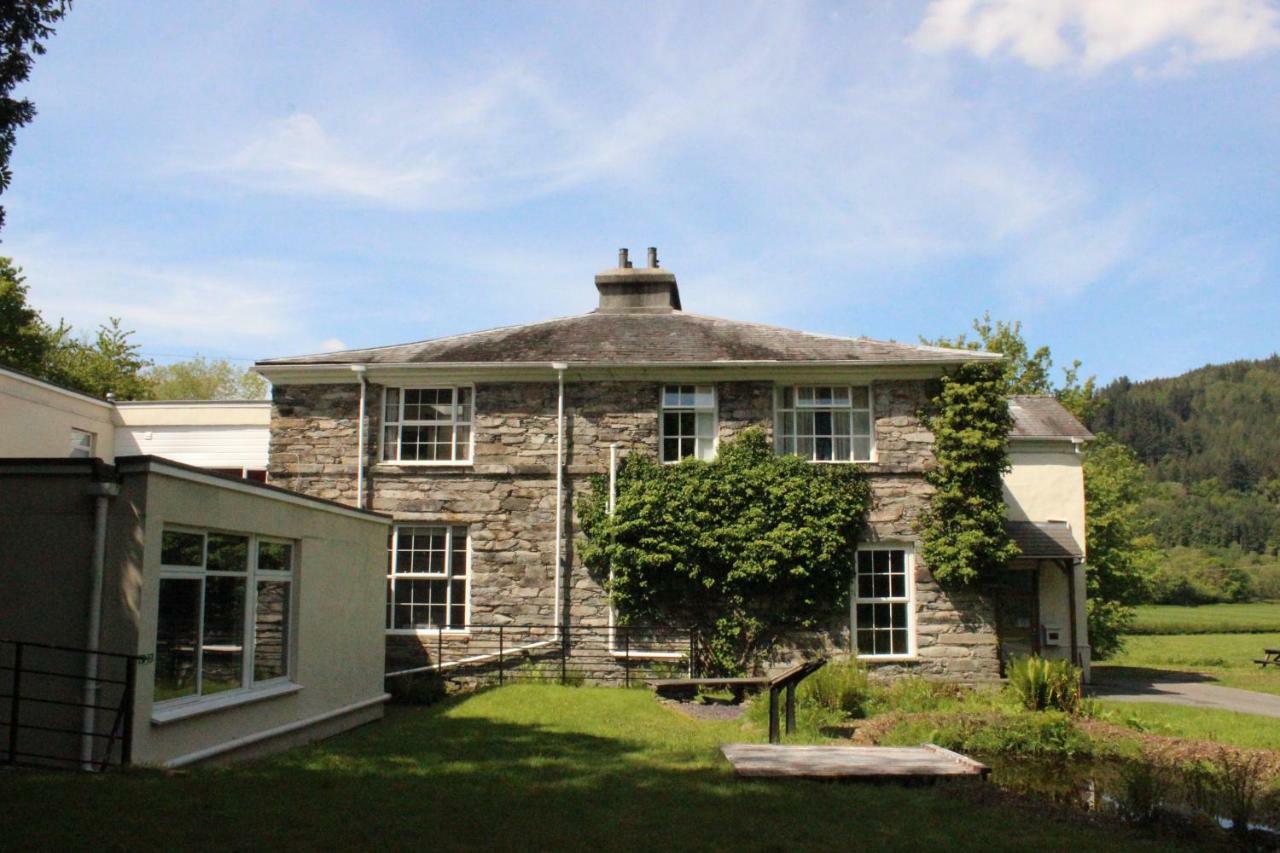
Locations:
256;357;999;385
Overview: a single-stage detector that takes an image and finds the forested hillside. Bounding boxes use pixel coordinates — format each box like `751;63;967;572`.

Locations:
1091;356;1280;487
1089;357;1280;602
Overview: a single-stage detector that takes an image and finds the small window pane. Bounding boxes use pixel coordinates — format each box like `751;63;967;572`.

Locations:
384;388;400;422
852;437;872;461
849;386;869;408
162;531;204;568
254;581;290;681
852;411;872;435
155;578;201;701
257;541;293;574
207;534;249;573
201;576;246;694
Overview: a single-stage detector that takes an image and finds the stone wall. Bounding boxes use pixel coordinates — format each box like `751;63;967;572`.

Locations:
269;377;1000;682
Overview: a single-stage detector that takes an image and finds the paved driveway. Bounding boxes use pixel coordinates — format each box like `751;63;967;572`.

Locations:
1089;666;1280;718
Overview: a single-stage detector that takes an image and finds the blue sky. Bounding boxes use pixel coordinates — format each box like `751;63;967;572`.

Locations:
6;1;1280;383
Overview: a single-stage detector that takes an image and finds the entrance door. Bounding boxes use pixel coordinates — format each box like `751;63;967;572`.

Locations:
992;569;1040;676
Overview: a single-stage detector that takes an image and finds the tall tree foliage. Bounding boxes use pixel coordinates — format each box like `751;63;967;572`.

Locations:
918;361;1019;585
0;256;51;371
146;356;268;400
923;311;1098;421
578;428;870;675
0;1;70;233
1083;437;1157;657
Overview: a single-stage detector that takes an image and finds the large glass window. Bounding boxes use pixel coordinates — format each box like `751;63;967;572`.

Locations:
381;387;473;463
660;385;716;462
154;529;295;704
775;386;872;462
852;547;913;658
388;525;469;631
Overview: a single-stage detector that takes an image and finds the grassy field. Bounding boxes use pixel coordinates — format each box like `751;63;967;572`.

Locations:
1097;701;1280;750
1099;631;1280;697
1131;602;1280;634
0;685;1206;853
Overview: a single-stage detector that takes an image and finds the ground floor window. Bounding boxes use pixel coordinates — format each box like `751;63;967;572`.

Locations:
852;546;914;658
154;529;295;703
388;525;469;631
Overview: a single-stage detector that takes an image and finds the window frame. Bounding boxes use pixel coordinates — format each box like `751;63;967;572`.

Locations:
69;428;95;459
386;524;471;635
378;385;476;466
850;544;916;661
774;384;875;463
658;384;718;463
153;526;298;710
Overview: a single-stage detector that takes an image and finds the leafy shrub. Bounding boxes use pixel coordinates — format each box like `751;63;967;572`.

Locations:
1006;656;1082;714
1186;749;1273;841
578;428;870;675
797;658;870;717
864;677;981;716
1116;760;1168;825
879;711;1096;759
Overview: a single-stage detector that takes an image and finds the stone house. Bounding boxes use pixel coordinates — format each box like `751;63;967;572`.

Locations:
256;249;1092;683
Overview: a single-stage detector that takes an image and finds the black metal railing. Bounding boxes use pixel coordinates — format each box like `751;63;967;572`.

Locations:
385;623;841;687
0;639;148;770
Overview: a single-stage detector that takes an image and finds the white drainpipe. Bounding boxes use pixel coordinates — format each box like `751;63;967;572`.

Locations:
608;443;618;515
352;365;368;509
82;478;119;770
552;362;568;632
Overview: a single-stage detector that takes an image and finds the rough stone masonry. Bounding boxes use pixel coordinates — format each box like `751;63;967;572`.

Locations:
268;376;1002;682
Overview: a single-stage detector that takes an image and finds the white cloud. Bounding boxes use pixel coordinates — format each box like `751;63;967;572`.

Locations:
5;235;318;359
911;0;1280;73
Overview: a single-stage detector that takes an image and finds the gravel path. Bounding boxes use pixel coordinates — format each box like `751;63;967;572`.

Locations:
1088;667;1280;718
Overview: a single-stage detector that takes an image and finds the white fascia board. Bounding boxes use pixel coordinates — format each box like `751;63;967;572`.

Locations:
257;361;965;385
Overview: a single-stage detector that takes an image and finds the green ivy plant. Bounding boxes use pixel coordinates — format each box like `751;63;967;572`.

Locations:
918;361;1019;585
578;428;870;675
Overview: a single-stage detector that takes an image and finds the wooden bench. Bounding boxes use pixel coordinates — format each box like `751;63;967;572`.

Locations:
1254;648;1280;668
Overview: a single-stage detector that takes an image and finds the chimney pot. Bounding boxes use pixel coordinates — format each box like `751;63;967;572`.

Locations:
618;248;630;268
647;247;658;268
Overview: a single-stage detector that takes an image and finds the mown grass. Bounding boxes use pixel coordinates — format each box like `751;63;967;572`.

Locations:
1130;602;1280;635
1097;701;1280;751
0;684;1201;852
1099;632;1280;697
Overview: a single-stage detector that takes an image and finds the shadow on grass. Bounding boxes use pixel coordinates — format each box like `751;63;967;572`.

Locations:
0;689;1224;853
1090;666;1219;689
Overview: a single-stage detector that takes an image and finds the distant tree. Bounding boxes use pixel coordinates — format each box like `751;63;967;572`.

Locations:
46;317;153;400
146;356;267;400
0;256;54;372
922;311;1098;420
0;1;71;233
1083;437;1157;658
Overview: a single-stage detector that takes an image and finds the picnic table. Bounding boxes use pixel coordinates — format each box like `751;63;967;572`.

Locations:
1255;648;1279;668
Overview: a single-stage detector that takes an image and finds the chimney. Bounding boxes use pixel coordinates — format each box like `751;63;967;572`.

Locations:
595;247;681;314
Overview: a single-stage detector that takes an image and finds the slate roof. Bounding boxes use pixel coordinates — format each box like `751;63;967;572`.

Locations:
259;312;997;367
1007;521;1083;560
1009;395;1093;441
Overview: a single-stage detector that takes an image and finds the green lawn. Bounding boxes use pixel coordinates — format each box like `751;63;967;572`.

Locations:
1131;602;1280;635
0;685;1202;852
1098;632;1280;696
1098;701;1280;750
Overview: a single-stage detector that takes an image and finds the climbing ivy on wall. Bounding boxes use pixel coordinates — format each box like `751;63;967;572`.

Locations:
918;361;1020;585
578;428;870;675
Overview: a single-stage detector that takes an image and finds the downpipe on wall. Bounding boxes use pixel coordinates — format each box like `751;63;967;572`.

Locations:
352;365;368;509
552;362;567;636
82;478;119;770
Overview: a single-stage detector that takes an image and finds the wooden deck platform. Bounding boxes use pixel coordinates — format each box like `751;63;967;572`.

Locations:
720;743;990;781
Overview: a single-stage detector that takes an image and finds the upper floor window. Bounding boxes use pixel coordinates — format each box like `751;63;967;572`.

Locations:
388;525;469;631
775;386;872;462
69;428;95;459
661;384;716;462
381;386;473;463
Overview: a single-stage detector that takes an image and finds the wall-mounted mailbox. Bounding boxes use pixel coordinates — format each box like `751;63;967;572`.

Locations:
1042;625;1062;647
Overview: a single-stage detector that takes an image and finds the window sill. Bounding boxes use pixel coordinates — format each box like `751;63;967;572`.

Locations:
608;649;687;660
375;460;473;468
857;654;919;664
151;681;302;725
386;629;471;637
